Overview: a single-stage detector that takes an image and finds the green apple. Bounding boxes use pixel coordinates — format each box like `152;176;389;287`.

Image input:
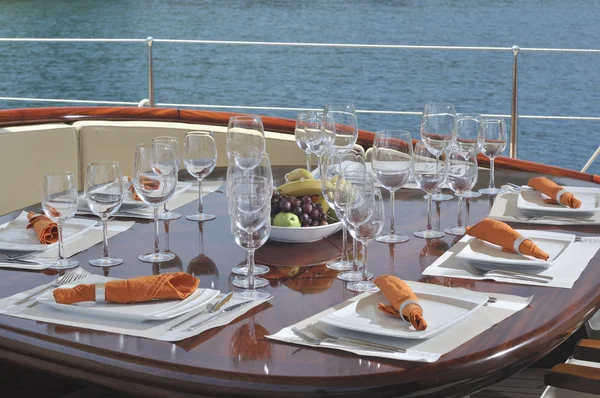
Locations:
272;212;301;227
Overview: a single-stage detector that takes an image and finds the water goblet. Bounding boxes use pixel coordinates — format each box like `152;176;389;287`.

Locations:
444;151;478;235
152;136;182;220
42;171;79;270
294;112;312;172
183;131;217;222
372;130;413;244
85;161;124;267
479;118;507;195
227;115;266;171
323;103;358;154
453;113;482;198
413;141;448;239
133;143;178;263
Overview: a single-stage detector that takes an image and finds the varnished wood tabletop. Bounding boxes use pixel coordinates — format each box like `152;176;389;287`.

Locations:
0;166;598;398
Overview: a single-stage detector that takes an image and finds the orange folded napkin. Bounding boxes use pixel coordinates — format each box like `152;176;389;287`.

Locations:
466;218;549;260
374;275;428;331
53;272;199;304
127;175;160;201
527;177;581;208
26;211;58;244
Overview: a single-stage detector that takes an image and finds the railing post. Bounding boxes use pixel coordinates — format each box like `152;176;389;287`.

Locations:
510;45;520;159
147;37;155;107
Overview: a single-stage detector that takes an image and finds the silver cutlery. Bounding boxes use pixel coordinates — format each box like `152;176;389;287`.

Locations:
506;210;593;224
290;326;398;353
575;236;600;243
0;250;44;260
468;267;552;283
505;182;522;191
167;291;233;331
305;324;405;353
186;300;254;331
0;254;46;268
14;269;89;306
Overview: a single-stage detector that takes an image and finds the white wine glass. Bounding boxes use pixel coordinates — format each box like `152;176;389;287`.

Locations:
453;113;482;198
444;151;478;235
42;171;79;270
372;130;413;244
324;103;358;154
294;112;312;172
183;131;217;222
305;111;335;178
227;115;266;171
479;118;507;195
85;161;124;267
152;136;182;220
133;143;178;263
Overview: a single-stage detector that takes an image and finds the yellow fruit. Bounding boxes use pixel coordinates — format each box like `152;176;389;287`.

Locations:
277;179;322;197
315;195;330;214
285;168;314;182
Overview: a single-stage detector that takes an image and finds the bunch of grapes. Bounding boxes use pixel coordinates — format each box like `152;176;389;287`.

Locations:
271;191;328;227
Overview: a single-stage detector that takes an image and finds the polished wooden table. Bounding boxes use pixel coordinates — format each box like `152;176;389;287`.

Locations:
0;167;598;398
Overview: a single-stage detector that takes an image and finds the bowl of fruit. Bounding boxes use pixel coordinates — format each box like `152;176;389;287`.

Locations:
270;168;342;243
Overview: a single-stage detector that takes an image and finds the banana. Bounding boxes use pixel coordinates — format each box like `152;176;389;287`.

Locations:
277;179;322;197
284;168;313;182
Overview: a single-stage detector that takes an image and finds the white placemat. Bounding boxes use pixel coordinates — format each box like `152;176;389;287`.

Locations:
267;284;531;363
422;236;600;288
0;274;270;342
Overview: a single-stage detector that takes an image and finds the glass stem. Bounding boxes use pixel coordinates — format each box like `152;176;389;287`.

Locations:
489;158;495;189
352;237;358;271
164;220;171;252
57;222;65;260
389;189;396;235
340;223;348;262
102;217;109;258
197;178;204;214
247;247;255;290
426;193;433;232
153;207;160;254
362;241;369;281
457;196;464;228
305;151;311;172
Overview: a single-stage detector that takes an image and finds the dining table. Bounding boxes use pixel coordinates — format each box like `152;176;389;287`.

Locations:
0;166;598;398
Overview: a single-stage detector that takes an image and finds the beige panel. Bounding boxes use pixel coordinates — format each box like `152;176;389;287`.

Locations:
0;124;79;216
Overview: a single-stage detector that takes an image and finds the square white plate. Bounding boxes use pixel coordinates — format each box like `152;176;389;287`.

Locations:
455;230;575;270
517;186;600;216
0;212;97;251
319;282;488;339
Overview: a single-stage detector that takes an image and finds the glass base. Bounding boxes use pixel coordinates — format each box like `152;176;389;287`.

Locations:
425;193;453;201
186;213;216;222
45;258;79;271
347;280;377;292
414;229;445;239
233;289;271;301
461;190;482;198
89;257;123;267
138;251;176;263
326;259;353;271
444;226;466;236
158;211;182;220
232;265;270;276
479;187;504;195
376;234;409;244
232;276;269;289
338;271;373;282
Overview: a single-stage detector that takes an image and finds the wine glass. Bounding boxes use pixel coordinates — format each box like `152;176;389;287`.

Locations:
323;103;358;154
413;141;448;239
420;103;455;201
372;130;413;244
453;113;482;198
183;131;217;222
84;161;124;267
227;115;266;171
152;136;182;220
133;143;178;263
42;171;79;270
479;118;507;195
444;151;478;235
294;112;312;172
345;187;385;292
305;111;335;177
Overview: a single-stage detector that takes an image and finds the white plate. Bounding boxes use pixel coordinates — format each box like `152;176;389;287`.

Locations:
517;186;600;216
270;222;342;243
0;212;97;251
455;230;575;270
36;282;219;322
320;282;488;339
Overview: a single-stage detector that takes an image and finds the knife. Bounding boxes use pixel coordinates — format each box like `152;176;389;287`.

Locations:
166;291;233;331
186;300;253;331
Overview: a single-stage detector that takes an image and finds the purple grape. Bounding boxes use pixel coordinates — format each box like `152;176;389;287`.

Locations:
300;213;310;224
271;201;280;213
293;198;302;207
302;195;312;204
301;203;313;214
310;209;321;220
315;203;323;212
319;220;328;226
311;220;320;227
302;222;311;228
320;212;328;221
293;206;303;216
279;199;292;213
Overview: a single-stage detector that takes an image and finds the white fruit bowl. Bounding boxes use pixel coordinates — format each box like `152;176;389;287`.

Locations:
269;222;343;243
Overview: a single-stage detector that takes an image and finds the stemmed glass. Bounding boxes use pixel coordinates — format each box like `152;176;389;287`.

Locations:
372;130;413;244
133;143;178;263
294;112;311;172
227;115;266;171
85;161;124;267
305;111;335;177
479;118;507;195
444;151;478;235
420;103;455;201
42;171;79;270
152;136;182;220
453;113;482;198
323;103;358;154
183;131;217;222
413;141;448;239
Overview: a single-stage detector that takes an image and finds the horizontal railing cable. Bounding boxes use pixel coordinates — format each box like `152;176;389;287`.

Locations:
0;97;138;106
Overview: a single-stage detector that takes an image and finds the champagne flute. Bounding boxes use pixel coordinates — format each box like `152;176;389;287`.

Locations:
420;103;455;201
85;161;124;267
444;151;478;235
152;136;182;220
479;118;507;195
227;115;266;171
324;103;358;154
372;130;413;244
183;131;217;222
413;141;447;239
42;171;79;270
453;113;482;198
133;143;178;263
294;112;312;172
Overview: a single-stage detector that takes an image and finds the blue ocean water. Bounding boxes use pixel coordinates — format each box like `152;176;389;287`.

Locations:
0;0;598;174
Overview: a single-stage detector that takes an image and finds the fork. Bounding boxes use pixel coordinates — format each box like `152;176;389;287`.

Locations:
506;210;592;224
305;324;406;353
575;237;600;243
14;269;89;306
291;327;398;353
467;267;552;283
0;254;46;268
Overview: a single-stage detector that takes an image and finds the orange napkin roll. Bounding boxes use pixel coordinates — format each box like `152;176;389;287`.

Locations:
466;218;549;260
53;272;199;304
127;175;160;201
26;211;58;244
374;275;427;331
528;177;581;208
